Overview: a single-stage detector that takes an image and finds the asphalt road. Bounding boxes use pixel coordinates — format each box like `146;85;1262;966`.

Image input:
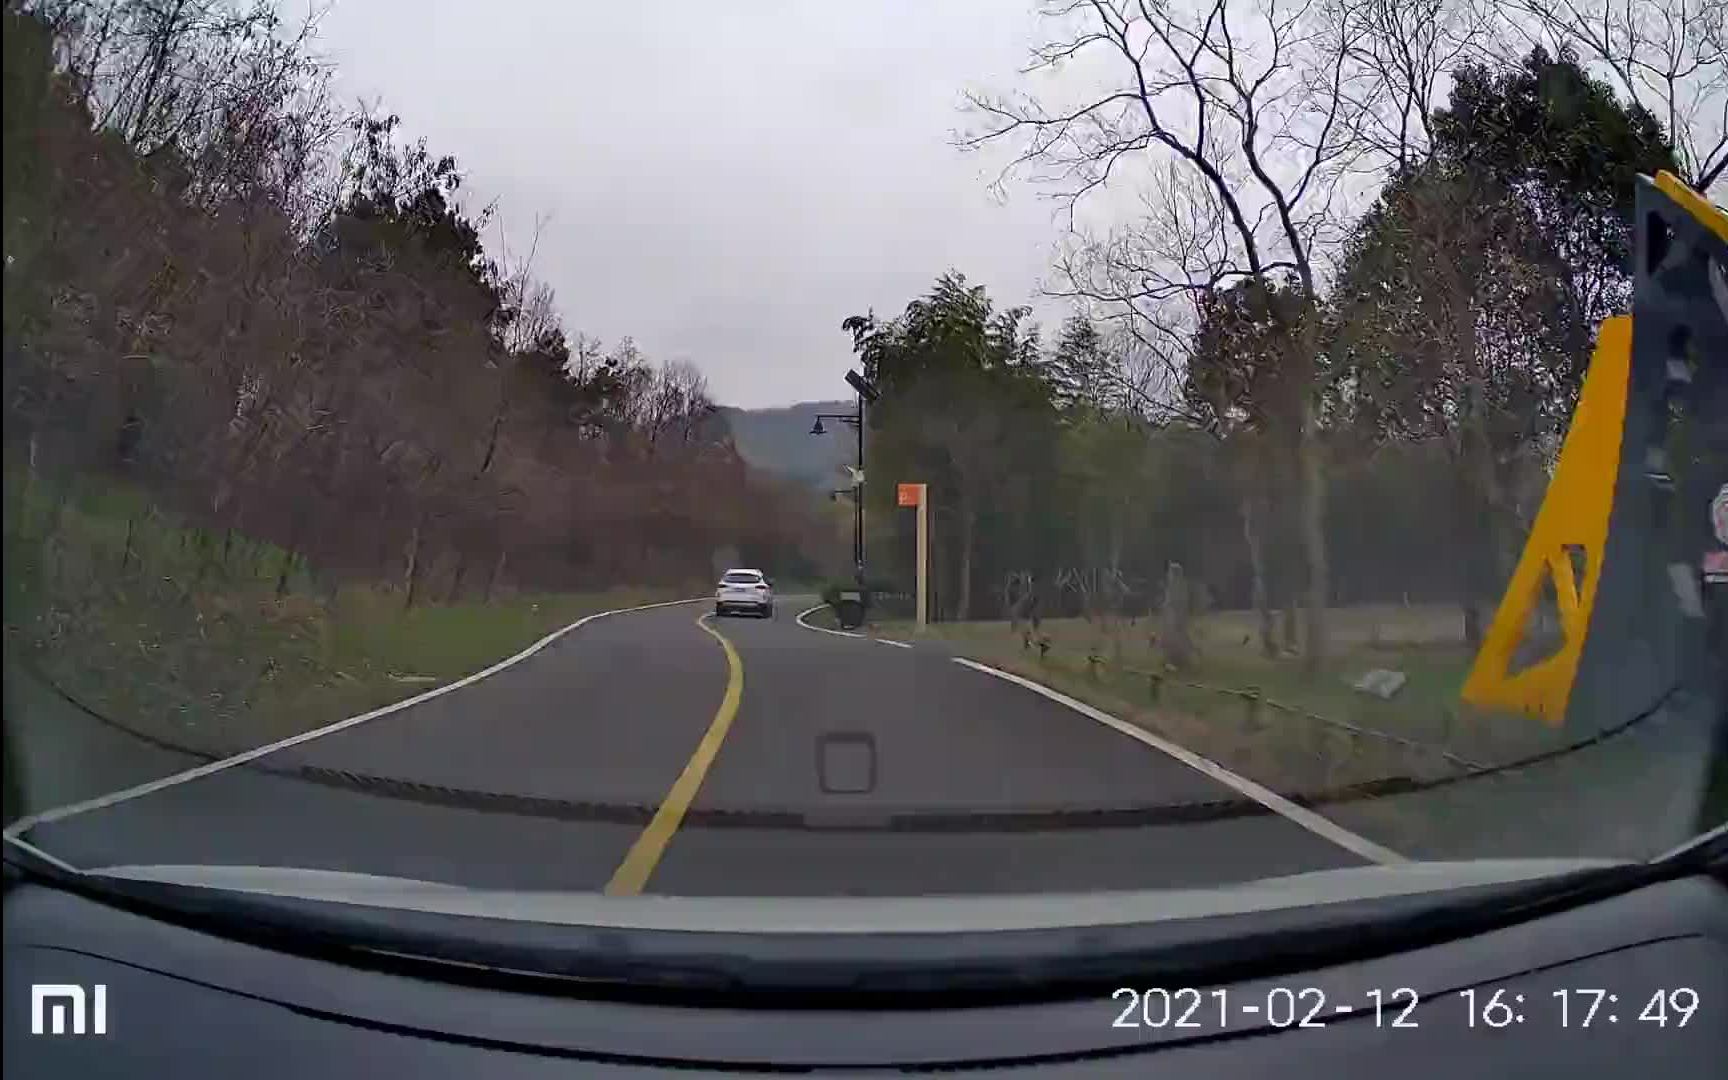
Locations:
11;597;1369;895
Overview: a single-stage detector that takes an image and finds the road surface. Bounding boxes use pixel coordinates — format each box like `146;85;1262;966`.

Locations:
10;597;1372;895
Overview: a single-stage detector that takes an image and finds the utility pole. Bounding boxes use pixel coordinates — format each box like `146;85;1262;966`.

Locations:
856;389;866;579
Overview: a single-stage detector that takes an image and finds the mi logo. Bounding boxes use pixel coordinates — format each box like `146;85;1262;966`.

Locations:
30;984;107;1035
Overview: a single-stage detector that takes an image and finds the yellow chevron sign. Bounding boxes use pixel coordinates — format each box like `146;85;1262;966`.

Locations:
1465;170;1721;725
1461;170;1726;726
1460;317;1632;725
1654;171;1728;244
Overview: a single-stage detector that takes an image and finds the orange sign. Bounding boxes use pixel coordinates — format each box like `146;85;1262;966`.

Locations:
897;483;923;507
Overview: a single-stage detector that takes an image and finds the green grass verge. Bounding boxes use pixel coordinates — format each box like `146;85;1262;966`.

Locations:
5;472;686;754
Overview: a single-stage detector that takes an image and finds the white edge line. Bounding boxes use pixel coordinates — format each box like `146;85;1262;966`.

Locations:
1652;819;1727;863
793;603;913;648
948;657;1408;866
4;596;706;839
794;603;865;639
5;834;82;875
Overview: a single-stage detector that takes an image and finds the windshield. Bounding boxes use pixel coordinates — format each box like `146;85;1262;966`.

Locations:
3;0;1724;937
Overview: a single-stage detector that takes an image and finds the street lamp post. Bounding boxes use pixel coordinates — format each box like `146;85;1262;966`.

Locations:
811;369;879;585
811;405;863;580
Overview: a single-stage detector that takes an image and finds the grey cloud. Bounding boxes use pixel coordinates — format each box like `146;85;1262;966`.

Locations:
319;0;1067;406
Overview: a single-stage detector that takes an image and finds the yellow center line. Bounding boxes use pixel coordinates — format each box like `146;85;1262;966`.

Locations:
603;613;744;895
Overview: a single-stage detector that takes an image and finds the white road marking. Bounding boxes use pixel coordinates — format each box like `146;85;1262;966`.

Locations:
4;834;82;875
793;604;913;648
4;596;707;838
794;603;866;639
948;657;1408;865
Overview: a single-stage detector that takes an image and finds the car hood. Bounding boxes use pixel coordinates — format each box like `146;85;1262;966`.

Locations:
81;856;1625;934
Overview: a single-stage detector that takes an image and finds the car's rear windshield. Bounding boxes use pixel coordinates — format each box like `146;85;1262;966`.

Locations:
722;572;762;584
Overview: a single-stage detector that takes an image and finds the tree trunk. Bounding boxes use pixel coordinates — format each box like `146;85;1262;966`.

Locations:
1462;600;1484;650
1240;491;1274;657
957;505;975;622
483;548;507;603
479;412;504;475
446;552;467;604
1158;562;1197;670
1279;605;1299;655
47;480;72;542
22;435;38;534
275;550;295;599
1455;291;1505;648
1106;524;1127;657
1452;430;1486;649
375;514;393;578
1298;400;1329;673
403;519;423;609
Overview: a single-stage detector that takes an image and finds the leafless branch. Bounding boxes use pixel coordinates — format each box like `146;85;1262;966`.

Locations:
1501;0;1728;191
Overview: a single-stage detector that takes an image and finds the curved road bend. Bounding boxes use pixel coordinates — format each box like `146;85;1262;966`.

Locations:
16;598;1369;895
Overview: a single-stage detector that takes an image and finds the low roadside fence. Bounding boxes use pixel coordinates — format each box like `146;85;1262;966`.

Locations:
1011;630;1656;806
1087;653;1490;773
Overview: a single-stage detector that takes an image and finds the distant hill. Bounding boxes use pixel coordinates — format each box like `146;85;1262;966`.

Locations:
720;400;855;489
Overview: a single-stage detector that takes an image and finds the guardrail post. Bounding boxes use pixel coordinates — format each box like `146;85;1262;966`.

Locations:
1242;688;1261;726
1147;672;1161;703
1086;654;1102;682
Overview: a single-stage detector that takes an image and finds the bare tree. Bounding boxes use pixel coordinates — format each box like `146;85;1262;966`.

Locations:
960;0;1453;668
1503;0;1728;191
1049;160;1232;425
1328;0;1490;169
33;0;343;215
493;213;567;354
641;360;718;450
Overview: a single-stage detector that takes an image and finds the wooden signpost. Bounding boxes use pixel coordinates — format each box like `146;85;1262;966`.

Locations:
897;483;928;631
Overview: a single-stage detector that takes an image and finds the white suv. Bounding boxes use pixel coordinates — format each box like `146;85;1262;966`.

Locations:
714;568;775;618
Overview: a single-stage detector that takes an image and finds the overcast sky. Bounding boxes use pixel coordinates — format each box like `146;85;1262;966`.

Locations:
316;0;1069;408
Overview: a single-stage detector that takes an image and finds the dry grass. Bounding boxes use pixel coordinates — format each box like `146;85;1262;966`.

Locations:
867;605;1572;801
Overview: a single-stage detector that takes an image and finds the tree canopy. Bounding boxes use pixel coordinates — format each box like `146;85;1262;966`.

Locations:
4;2;833;602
